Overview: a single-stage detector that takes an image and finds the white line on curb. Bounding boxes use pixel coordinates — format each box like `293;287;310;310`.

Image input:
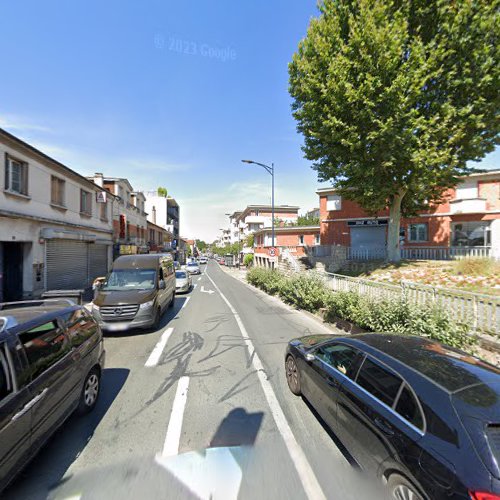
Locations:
181;296;190;309
205;271;326;500
145;327;174;367
161;376;190;457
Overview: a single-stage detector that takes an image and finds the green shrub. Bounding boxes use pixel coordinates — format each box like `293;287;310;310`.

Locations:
279;273;329;312
325;292;475;350
246;267;285;296
247;268;475;351
243;254;254;267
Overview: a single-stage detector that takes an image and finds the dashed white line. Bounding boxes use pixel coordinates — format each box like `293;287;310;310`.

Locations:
145;327;174;367
181;296;190;309
192;284;198;289
197;277;202;281
205;271;326;500
161;376;190;457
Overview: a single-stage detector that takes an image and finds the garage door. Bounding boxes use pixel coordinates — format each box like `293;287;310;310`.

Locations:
88;244;108;282
351;226;386;250
46;240;89;290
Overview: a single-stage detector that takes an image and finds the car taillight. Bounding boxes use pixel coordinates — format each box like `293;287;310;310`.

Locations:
470;491;500;500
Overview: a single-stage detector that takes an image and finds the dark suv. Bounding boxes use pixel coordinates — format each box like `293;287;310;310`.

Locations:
285;333;500;499
0;299;105;492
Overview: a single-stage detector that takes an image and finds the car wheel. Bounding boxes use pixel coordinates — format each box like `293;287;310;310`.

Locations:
77;368;100;415
286;356;301;395
152;307;161;329
169;291;175;308
387;474;424;500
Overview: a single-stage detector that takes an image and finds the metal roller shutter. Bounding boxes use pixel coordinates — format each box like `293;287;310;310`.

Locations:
88;244;108;282
46;240;89;290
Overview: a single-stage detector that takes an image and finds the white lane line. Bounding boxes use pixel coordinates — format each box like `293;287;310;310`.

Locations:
145;327;174;367
197;277;202;281
161;376;190;457
193;284;198;289
205;271;326;500
181;296;190;309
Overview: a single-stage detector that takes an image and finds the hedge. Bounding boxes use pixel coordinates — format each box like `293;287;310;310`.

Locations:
246;267;475;350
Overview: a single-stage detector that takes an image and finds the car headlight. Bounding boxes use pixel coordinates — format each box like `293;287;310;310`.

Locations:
139;300;155;310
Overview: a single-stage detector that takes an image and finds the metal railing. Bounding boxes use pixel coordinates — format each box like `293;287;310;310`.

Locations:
323;272;499;336
281;247;301;273
308;245;495;261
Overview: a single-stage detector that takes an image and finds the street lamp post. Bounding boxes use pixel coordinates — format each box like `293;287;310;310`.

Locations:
241;160;275;248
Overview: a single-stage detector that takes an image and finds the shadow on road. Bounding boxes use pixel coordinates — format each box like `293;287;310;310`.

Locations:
102;296;189;338
4;368;130;500
210;408;264;448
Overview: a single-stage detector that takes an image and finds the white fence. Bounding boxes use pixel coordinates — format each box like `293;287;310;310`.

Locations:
309;245;495;261
323;272;499;337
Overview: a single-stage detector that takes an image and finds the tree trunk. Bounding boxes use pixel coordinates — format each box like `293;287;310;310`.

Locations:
386;190;406;263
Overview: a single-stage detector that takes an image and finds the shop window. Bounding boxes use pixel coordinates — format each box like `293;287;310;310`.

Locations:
408;223;428;242
452;222;491;247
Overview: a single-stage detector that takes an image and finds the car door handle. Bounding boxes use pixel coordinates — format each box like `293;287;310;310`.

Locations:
374;417;394;436
72;350;81;361
11;388;49;422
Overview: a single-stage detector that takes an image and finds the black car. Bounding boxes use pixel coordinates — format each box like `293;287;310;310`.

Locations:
285;333;500;500
0;299;105;492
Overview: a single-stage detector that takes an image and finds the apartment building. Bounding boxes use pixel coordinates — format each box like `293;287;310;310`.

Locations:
144;192;180;256
0;128;113;300
147;221;172;253
317;170;500;259
88;174;149;257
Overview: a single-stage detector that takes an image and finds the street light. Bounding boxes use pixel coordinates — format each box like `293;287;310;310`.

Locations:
241;160;275;247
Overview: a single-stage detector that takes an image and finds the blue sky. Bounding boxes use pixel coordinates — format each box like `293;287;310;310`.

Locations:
1;0;498;241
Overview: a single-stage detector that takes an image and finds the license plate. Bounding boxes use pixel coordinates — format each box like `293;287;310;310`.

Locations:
106;323;128;332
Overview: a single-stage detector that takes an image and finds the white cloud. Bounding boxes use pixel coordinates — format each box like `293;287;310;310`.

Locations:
0;114;52;133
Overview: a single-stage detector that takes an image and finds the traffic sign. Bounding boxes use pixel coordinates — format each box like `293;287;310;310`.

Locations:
268;247;277;257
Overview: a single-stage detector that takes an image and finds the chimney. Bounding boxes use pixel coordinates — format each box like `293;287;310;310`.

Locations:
94;173;104;187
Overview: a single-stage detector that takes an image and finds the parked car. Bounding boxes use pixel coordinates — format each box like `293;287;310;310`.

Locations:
91;254;175;332
199;257;208;264
285;333;500;500
185;262;201;275
219;258;225;265
175;270;192;293
0;299;105;493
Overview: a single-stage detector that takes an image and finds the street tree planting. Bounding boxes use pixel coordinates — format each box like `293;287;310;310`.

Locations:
289;0;499;261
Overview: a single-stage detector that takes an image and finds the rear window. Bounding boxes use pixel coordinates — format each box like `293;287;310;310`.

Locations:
176;271;187;278
356;358;402;407
486;425;500;464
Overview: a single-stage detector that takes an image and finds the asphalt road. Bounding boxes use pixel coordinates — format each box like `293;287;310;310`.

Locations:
5;261;387;500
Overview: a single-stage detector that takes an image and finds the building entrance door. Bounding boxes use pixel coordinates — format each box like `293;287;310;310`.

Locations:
2;242;24;301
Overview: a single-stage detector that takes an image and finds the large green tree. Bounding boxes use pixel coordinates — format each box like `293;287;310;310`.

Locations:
289;0;499;261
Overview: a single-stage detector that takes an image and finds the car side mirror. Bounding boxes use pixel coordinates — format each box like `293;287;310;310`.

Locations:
305;353;315;362
159;280;166;290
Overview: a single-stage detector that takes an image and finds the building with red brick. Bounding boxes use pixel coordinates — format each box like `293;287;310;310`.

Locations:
253;225;320;267
317;170;500;259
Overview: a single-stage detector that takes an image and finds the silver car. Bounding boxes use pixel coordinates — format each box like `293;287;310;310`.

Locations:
175;270;192;293
185;262;201;275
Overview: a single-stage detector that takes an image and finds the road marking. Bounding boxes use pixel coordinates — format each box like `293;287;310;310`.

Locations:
145;327;174;367
193;284;198;289
205;271;326;500
197;277;201;282
161;376;190;457
181;296;190;309
200;285;214;295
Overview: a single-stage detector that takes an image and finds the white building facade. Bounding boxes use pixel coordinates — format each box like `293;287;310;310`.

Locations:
0;129;113;300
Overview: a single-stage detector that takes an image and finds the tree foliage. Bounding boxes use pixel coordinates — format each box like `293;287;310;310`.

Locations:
195;239;207;252
289;0;499;261
295;214;320;226
157;187;168;197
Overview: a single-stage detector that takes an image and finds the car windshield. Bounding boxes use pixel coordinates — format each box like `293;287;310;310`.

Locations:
101;269;157;290
187;263;197;267
176;271;187;278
